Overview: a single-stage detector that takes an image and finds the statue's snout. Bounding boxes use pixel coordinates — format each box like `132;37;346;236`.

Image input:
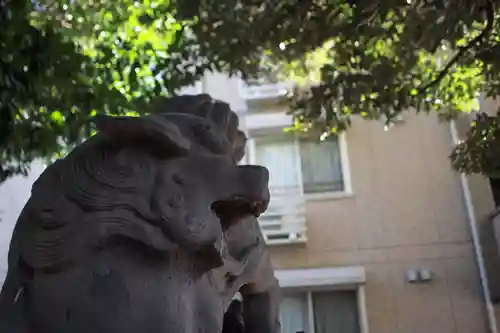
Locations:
211;165;270;229
235;165;270;216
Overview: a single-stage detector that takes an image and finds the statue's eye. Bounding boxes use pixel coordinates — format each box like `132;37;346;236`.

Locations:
192;121;231;155
193;122;213;135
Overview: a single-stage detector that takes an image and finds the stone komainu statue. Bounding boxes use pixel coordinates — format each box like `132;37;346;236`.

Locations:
0;95;281;333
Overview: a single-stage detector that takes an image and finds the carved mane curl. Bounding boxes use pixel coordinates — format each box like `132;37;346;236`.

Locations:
18;135;180;272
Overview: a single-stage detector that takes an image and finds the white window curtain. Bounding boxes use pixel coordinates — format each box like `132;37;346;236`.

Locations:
254;137;301;196
280;294;309;333
299;138;343;194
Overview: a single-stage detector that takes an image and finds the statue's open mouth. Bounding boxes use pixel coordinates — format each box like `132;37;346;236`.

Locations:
211;196;268;229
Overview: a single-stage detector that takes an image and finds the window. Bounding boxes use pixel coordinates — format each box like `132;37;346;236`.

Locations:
299;139;344;194
249;134;345;196
281;290;361;333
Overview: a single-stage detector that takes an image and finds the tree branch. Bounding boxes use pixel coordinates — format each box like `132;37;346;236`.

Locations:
418;1;494;93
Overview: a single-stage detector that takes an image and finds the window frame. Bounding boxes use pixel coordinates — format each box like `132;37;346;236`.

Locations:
280;287;368;333
297;137;345;195
275;267;368;333
244;128;353;200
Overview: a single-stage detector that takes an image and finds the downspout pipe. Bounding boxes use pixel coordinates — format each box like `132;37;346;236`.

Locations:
449;119;498;333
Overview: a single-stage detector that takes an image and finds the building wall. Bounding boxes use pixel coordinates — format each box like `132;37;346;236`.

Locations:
264;114;492;333
0;161;46;282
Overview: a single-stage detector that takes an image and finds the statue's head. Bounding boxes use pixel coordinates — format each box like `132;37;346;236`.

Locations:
17;95;269;275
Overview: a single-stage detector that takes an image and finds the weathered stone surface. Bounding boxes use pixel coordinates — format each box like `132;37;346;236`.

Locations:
0;95;281;333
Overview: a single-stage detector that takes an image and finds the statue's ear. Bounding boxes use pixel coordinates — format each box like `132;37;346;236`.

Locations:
92;115;191;156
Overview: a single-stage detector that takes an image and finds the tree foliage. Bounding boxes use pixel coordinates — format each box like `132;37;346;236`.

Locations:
177;0;500;176
0;0;207;181
3;0;500;181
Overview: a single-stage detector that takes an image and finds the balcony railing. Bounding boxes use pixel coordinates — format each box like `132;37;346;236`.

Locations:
259;190;307;245
239;80;294;102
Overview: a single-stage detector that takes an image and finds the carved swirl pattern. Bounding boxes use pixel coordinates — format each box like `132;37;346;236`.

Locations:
19;138;171;271
63;142;156;215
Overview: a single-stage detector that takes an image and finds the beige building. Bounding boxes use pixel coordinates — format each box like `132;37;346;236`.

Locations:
200;73;500;333
1;73;500;333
